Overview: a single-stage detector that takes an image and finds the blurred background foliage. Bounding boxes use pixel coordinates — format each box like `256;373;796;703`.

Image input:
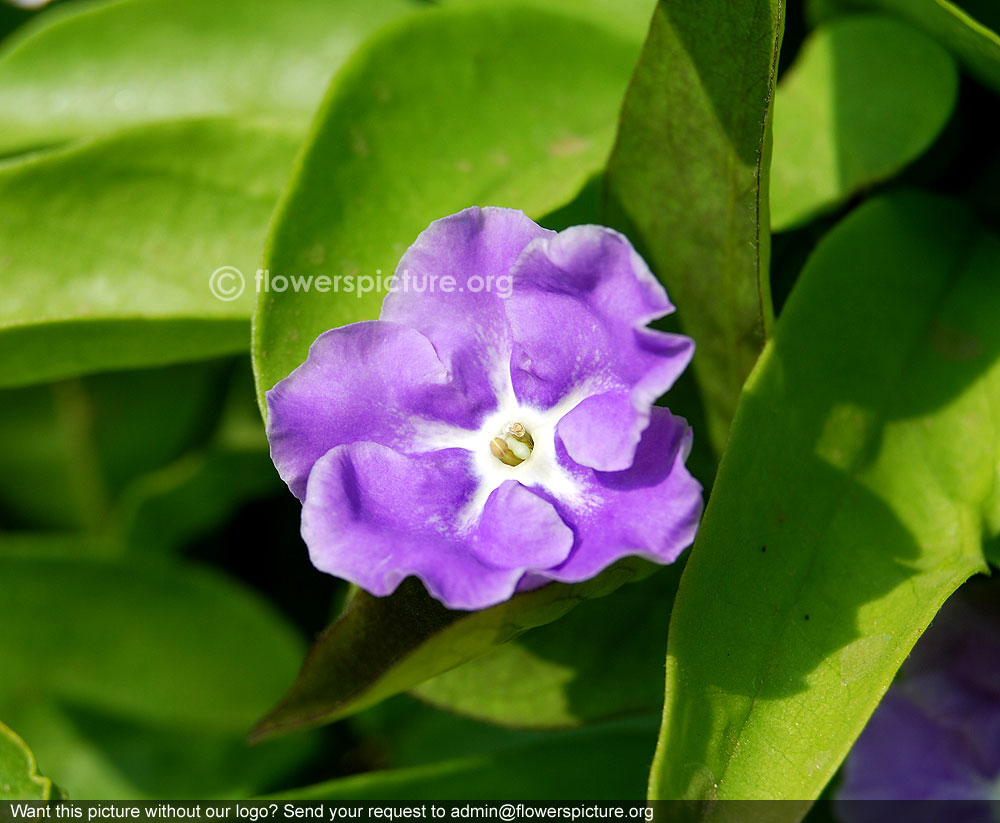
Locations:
0;0;997;810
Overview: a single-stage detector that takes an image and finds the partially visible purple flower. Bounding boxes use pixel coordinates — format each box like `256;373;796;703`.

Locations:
266;207;702;610
837;586;1000;822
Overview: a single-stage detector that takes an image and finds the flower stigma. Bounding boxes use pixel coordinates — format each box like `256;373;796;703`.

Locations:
489;422;535;467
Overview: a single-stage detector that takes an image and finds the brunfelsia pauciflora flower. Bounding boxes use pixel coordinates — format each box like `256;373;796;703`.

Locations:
265;207;703;610
836;585;1000;816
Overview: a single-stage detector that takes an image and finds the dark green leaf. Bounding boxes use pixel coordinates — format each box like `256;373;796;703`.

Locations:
0;555;314;798
252;5;640;403
0;361;229;531
269;720;656;800
771;15;958;231
116;450;282;556
412;566;682;728
349;695;551;768
0;555;305;732
6;698;312;800
252;560;655;740
112;360;283;556
836;0;1000;92
605;0;785;454
649;192;997;807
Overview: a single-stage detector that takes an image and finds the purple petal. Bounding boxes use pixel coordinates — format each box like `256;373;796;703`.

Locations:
469;481;574;571
541;407;702;583
506;225;694;470
380;207;554;409
301;443;572;610
837;590;1000;815
837;695;994;806
266;321;477;500
896;595;1000;777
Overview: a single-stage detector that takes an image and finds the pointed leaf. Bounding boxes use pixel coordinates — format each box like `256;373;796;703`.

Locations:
649;192;997;808
252;560;653;740
412;566;682;728
605;0;785;454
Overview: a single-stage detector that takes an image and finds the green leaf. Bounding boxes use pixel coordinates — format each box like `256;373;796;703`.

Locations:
771;16;958;231
0;0;419;156
0;534;117;560
0;118;300;387
0;361;229;531
412;566;683;728
116;450;282;556
0;720;55;801
349;695;552;768
605;0;785;455
649;192;997;808
252;5;640;403
0;555;314;798
269;720;657;800
445;0;656;44
0;555;305;732
251;560;655;740
111;359;284;556
836;0;1000;92
6;698;311;800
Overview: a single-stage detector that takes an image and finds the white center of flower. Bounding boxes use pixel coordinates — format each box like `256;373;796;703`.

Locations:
409;365;597;533
489;422;534;466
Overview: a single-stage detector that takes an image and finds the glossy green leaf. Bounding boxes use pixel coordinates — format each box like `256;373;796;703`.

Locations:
270;720;656;800
412;566;682;728
0;0;418;156
771;16;958;231
605;0;785;455
837;0;1000;92
0;555;305;732
252;5;639;403
252;560;654;740
0;720;55;801
649;192;997;807
0;118;300;388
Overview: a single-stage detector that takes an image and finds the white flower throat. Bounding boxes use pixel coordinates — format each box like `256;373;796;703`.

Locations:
411;370;595;531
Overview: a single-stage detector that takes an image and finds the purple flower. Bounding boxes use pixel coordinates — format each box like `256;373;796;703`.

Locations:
836;587;1000;822
265;207;702;610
